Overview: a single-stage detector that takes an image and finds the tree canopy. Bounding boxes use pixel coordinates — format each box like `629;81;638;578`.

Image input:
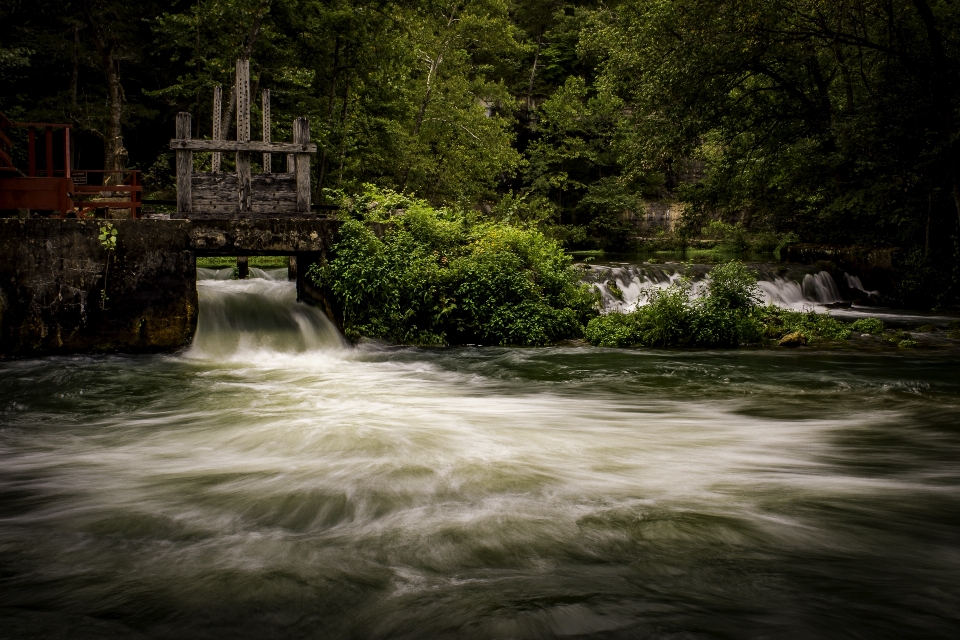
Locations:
3;0;959;305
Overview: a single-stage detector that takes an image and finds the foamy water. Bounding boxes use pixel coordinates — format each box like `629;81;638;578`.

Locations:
589;263;866;313
1;278;959;638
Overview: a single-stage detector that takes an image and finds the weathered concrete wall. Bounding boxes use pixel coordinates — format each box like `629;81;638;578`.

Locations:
0;219;198;357
0;218;347;357
190;218;341;256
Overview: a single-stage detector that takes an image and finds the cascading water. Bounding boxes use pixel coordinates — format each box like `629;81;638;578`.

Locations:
845;272;881;298
191;275;344;358
801;270;844;304
586;262;868;313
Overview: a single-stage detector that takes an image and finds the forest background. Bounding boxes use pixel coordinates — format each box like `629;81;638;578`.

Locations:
2;0;959;308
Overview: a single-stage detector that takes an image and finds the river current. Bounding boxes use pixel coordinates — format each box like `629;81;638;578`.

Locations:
1;274;959;638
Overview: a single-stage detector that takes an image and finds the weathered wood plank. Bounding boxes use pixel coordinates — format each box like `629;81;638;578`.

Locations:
236;60;252;213
169;139;317;153
175;112;192;214
286;153;294;173
171;210;318;220
212;86;222;173
193;173;296;188
293;117;311;213
191;173;298;214
236;59;250;144
262;89;271;173
236;152;251;213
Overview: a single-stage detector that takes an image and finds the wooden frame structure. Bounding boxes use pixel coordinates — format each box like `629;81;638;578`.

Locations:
169;59;317;219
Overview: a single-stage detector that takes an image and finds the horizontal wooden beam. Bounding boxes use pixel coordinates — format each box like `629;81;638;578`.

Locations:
168;139;317;153
10;123;73;129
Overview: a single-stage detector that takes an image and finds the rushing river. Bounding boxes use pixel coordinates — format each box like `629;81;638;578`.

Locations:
1;274;959;638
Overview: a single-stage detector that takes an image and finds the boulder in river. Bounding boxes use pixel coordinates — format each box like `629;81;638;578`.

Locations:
779;331;808;347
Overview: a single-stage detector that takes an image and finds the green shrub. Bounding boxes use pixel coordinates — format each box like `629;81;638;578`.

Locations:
898;339;918;348
758;307;852;341
310;186;598;345
886;329;911;344
583;312;645;347
584;261;762;348
851;317;884;334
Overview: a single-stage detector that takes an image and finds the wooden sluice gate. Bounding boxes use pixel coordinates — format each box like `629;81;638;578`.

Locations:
169;59;317;220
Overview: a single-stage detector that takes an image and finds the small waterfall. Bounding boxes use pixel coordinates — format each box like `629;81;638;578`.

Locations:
801;271;843;304
586;263;871;313
190;279;344;357
844;272;880;298
197;266;288;281
197;267;235;280
590;266;683;312
757;278;807;310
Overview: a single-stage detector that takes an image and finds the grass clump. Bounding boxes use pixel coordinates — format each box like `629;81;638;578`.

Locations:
851;318;884;334
310;186;597;345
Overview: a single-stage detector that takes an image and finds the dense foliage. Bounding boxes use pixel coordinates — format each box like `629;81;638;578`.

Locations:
3;0;959;307
584;262;764;348
308;187;596;345
585;261;859;348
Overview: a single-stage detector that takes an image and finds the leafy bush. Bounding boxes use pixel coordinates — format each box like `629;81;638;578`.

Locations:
851;318;885;334
757;307;852;341
310;186;598;346
585;261;862;348
584;261;762;348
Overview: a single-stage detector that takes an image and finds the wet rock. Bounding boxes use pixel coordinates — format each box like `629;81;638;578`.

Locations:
778;331;808;347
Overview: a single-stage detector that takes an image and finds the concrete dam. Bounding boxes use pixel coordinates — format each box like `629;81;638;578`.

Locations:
0;218;345;357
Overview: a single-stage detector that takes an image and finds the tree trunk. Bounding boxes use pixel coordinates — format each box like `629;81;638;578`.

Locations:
317;36;342;199
70;25;79;110
526;27;543;114
83;6;123;185
911;0;960;230
337;74;351;185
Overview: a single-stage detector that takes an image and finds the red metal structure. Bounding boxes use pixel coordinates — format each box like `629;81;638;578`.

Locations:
0;112;142;218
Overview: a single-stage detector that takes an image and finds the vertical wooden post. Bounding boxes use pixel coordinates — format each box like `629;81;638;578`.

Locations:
45;127;53;177
27;127;36;177
63;127;71;179
132;171;141;219
261;89;271;173
287;255;297;281
236;59;251;213
175;112;193;215
59;177;67;217
286;153;294;174
237;256;248;279
293;117;311;213
212;85;222;173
